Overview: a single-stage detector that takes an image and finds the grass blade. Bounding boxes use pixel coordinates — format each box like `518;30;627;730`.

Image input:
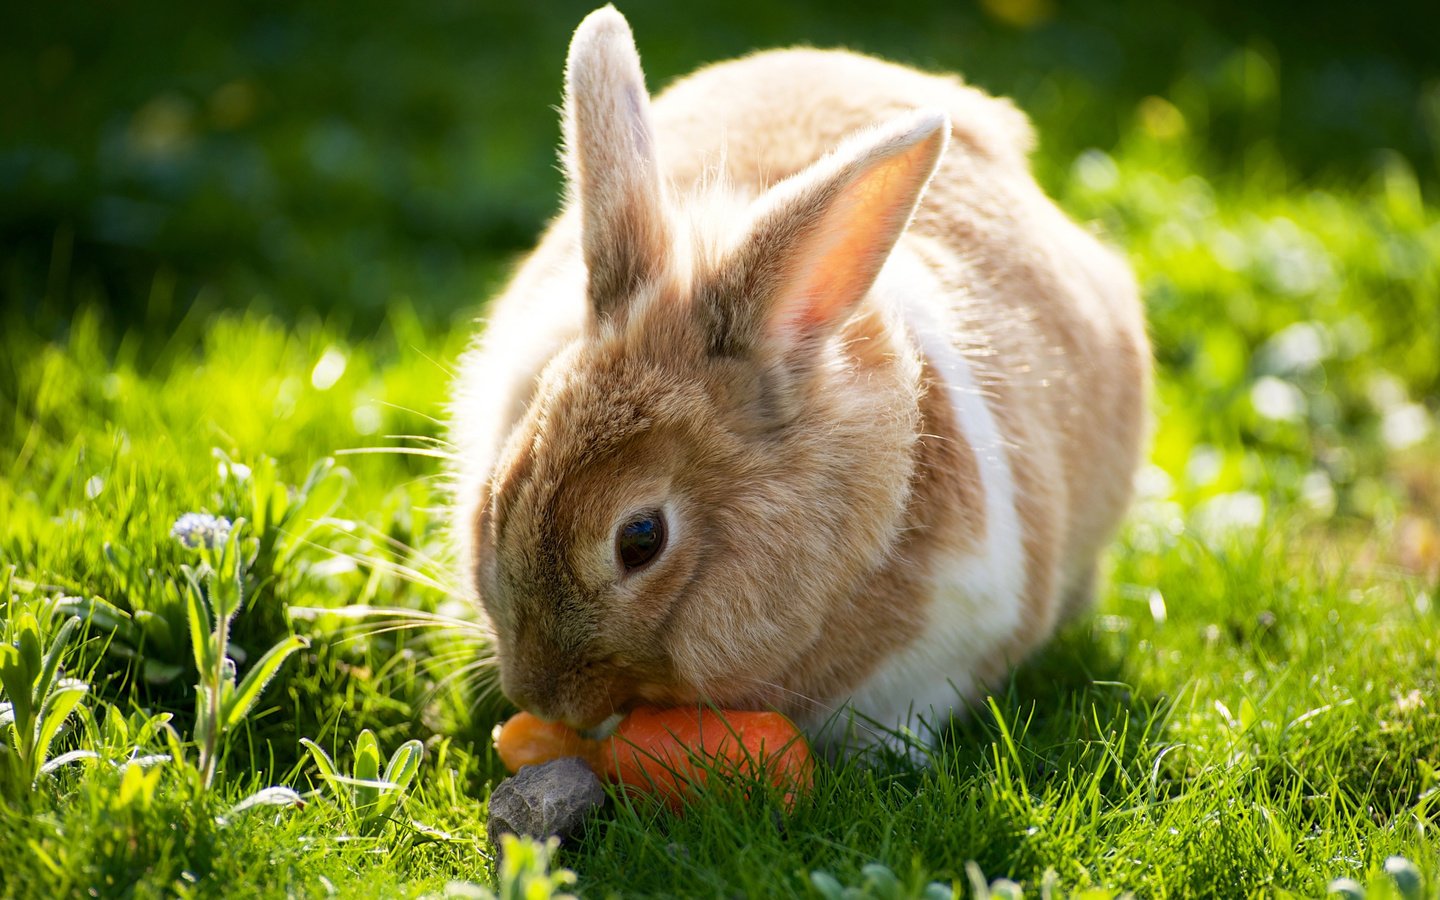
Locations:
382;739;424;794
182;566;215;676
222;635;310;729
0;646;32;743
35;616;82;702
36;684;89;773
353;729;382;815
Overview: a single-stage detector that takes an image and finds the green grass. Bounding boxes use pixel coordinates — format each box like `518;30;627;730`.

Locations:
4;2;1440;897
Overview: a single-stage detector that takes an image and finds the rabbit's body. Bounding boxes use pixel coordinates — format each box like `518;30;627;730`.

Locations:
453;10;1148;750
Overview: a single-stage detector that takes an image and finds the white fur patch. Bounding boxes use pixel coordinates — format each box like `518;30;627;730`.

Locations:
828;247;1026;751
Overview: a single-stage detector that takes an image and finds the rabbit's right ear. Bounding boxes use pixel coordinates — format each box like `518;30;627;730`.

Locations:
563;6;670;322
698;111;948;390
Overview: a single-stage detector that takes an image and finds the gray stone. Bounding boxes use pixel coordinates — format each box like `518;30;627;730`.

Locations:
486;757;605;847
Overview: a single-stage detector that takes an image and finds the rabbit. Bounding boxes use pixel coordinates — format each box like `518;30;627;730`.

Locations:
451;5;1149;753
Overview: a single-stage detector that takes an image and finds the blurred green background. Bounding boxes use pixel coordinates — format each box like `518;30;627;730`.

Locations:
3;0;1437;325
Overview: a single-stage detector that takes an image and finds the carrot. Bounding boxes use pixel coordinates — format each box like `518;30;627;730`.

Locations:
492;711;602;774
493;707;814;811
597;707;813;811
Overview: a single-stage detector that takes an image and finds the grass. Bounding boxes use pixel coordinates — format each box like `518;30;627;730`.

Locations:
3;2;1440;897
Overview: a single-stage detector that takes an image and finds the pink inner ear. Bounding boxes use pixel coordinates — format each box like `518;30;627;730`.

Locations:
770;149;930;345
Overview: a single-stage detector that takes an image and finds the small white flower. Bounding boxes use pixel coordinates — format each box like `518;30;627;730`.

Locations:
171;513;233;549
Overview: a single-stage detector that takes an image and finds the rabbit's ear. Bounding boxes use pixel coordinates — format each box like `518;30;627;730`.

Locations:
563;6;669;321
704;110;949;361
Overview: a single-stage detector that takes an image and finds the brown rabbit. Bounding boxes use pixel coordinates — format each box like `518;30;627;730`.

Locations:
451;6;1149;751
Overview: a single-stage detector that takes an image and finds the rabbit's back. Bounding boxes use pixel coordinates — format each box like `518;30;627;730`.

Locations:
653;48;1149;628
650;48;1034;194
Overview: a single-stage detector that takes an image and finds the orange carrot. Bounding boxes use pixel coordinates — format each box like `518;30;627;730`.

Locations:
493;707;814;811
597;707;813;811
493;711;602;773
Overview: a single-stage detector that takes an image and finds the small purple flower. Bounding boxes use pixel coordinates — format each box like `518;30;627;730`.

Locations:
171;513;232;549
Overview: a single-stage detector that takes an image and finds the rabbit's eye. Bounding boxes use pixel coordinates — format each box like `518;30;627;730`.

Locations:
616;510;666;572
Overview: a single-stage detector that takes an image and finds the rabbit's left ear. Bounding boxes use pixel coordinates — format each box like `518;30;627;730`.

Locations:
702;110;949;360
563;6;670;321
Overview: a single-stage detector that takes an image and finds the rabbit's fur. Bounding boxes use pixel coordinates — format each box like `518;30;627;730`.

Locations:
452;6;1149;750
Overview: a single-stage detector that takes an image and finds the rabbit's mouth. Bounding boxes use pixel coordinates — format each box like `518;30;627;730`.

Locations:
503;659;695;732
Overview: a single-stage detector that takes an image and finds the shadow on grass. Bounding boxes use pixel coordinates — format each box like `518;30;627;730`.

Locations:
565;620;1178;896
827;621;1182;891
839;617;1170;793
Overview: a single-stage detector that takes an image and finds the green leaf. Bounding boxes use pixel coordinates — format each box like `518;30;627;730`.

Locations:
141;659;185;685
101;703;129;750
35;616;82;703
810;871;846;900
116;761;145;807
226;786;305;819
987;879;1023;900
35;684;89;774
1385;856;1423;900
114;761;163;812
211;520;248;623
0;645;32;742
1237;696;1260;732
382;739;424;795
250;469;282;536
182;566;215;676
300;737;350;814
52;596;134;640
353;728;382;813
274;460;349;567
0;743;21;795
102;542;133;570
39;749;100;775
132;610;174;650
131;711;173;750
17;616;43;684
159;722;190;779
71;701;101;753
299;737;339;781
363;738;424;827
298;456;336;502
222;635;309;729
861;863;902;899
